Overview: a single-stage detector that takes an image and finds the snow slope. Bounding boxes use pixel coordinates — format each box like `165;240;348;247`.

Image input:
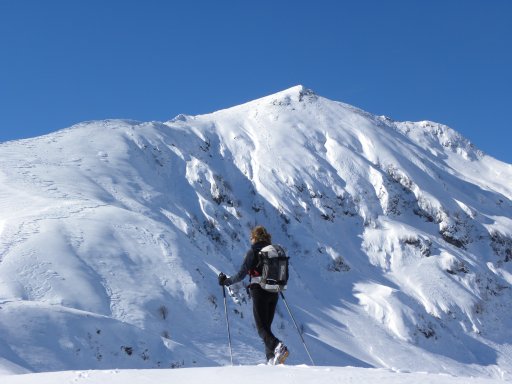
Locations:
1;85;511;379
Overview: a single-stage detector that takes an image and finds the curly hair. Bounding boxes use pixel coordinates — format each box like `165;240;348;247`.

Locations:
251;225;272;243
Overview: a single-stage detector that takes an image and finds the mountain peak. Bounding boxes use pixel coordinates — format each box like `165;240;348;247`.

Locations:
267;84;317;103
278;84;314;96
207;85;318;116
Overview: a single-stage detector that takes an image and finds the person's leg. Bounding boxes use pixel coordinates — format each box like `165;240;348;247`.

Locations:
266;291;278;330
252;287;279;360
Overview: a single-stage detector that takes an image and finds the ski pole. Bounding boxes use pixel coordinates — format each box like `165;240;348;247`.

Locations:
279;290;315;366
222;285;234;366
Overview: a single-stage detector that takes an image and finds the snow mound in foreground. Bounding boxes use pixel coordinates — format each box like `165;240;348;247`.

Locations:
0;366;504;384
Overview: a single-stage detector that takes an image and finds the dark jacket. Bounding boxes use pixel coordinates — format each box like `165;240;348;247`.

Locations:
226;240;270;286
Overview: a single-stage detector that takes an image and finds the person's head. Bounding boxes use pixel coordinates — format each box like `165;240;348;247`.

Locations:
251;225;271;244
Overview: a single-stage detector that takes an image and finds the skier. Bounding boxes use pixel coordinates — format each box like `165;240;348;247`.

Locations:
218;225;289;365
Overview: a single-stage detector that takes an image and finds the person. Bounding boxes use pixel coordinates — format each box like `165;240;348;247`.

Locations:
218;225;289;365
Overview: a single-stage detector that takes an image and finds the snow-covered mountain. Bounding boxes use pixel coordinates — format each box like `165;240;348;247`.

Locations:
1;85;511;379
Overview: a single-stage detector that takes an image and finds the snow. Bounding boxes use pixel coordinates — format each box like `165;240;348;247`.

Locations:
1;86;512;381
0;365;505;384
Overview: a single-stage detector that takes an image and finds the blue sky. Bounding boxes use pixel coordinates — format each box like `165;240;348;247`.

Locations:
1;0;511;163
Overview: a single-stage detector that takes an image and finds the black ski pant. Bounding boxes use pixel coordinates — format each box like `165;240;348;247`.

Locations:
250;285;279;360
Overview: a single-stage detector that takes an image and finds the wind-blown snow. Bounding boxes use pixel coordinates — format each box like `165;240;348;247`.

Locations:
1;85;512;380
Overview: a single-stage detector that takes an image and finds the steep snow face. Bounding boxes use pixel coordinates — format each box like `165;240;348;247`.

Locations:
0;86;512;378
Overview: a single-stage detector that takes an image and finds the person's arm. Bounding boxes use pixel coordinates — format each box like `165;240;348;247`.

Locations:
224;249;255;286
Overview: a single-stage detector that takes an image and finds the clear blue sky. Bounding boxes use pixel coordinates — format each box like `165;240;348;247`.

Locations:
1;0;511;163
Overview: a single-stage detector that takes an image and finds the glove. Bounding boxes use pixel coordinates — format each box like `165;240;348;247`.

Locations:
218;272;230;286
